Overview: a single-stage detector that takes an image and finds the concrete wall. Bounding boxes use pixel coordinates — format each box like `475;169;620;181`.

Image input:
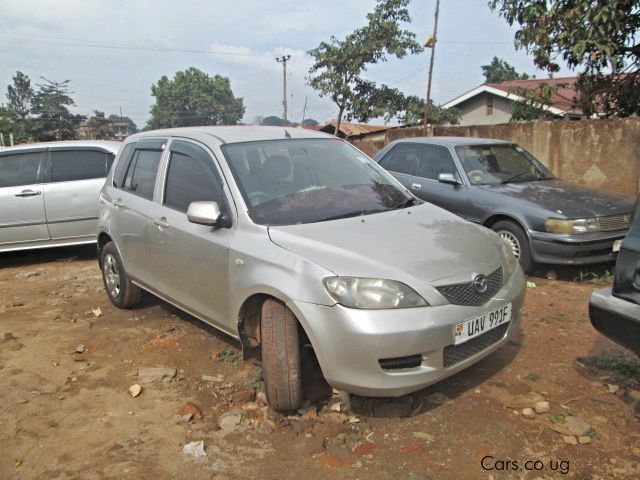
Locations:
350;118;640;197
456;92;513;126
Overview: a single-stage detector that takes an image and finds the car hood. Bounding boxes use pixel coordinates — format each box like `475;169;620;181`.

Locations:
478;179;635;218
268;204;504;300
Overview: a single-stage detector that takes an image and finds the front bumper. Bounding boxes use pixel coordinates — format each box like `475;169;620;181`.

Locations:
589;288;640;355
288;267;526;397
529;230;626;266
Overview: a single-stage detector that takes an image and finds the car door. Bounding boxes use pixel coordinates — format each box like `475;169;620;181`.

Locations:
0;149;49;248
412;144;470;218
378;143;420;189
148;139;235;328
43;148;115;240
108;139;166;284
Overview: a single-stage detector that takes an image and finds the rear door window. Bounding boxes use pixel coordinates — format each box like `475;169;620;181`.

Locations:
385;144;419;175
123;149;162;200
163;141;223;213
50;149;112;182
0;151;43;187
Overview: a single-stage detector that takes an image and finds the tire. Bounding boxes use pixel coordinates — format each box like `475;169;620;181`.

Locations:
100;241;141;308
491;220;534;274
260;298;302;411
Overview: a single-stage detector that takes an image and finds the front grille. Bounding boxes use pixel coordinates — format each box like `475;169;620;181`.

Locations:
435;267;503;306
443;323;509;368
599;214;632;232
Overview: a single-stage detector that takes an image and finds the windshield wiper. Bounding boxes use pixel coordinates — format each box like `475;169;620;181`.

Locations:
502;171;537;184
311;209;386;223
393;197;418;209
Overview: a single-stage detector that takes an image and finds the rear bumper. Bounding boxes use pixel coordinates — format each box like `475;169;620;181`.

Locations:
589;288;640;355
288;267;526;397
529;230;625;266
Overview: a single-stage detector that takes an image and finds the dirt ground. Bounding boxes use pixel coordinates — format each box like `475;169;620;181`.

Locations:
1;246;639;480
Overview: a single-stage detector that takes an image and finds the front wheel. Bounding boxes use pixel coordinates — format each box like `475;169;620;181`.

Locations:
100;241;141;308
491;220;533;274
260;298;302;411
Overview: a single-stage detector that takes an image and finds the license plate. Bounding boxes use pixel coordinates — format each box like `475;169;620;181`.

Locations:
453;304;512;345
613;239;622;252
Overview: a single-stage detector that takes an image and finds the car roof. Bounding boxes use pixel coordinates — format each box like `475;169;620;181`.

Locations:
0;140;122;154
392;136;514;147
127;126;333;145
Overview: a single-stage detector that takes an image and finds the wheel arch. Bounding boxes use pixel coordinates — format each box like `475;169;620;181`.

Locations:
482;213;530;240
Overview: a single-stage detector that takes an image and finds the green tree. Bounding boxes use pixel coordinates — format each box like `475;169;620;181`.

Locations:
6;71;33;121
307;0;422;134
510;83;563;122
302;118;319;126
398;95;460;125
31;77;84;141
261;115;286;126
481;56;531;83
85;111;112;139
0;106;12;144
147;68;245;129
489;0;640;117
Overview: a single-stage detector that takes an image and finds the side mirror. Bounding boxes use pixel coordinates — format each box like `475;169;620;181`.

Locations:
187;201;222;226
438;173;461;185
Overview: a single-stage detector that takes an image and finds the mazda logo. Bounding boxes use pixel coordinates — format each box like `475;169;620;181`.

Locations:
473;274;488;293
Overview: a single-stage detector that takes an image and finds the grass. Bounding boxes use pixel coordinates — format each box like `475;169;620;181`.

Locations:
578;351;640;381
574;269;614;288
524;373;541;382
549;414;566;424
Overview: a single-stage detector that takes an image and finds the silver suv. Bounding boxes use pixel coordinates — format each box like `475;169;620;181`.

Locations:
1;140;120;252
98;127;526;411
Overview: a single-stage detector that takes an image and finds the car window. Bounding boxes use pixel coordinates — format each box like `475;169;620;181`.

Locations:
50;149;112;182
416;145;460;181
164;141;224;213
113;143;136;188
123;149;162;200
0;151;42;187
385;144;419;176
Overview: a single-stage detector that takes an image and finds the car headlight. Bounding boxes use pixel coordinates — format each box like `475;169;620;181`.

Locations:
498;237;518;278
322;277;428;309
545;217;600;234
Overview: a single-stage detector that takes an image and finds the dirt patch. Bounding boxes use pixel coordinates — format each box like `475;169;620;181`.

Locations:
1;247;639;479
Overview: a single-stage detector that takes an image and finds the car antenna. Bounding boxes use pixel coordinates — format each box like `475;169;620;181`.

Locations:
284;129;292;138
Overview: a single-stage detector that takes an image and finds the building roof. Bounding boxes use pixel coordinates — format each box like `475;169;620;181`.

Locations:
319;121;389;137
443;76;583;116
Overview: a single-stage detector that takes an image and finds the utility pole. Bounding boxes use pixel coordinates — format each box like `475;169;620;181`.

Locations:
276;55;291;125
423;0;440;129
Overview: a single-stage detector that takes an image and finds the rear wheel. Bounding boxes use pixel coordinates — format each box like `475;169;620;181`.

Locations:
492;220;533;274
100;241;141;308
260;298;302;411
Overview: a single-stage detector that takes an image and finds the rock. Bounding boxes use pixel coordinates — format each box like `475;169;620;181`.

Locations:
137;367;177;384
521;408;536;419
202;374;224;383
178;402;203;420
218;411;242;431
330;402;342;412
607;384;619;393
534;401;550;414
527;281;536;288
73;344;85;354
347;416;360;424
232;388;255;404
91;308;102;317
549;416;592;437
128;384;142;397
426;392;451;405
182;440;206;458
318;412;349;424
413;432;435;442
373;402;412;418
181;413;194;423
562;435;578;445
578;435;591;444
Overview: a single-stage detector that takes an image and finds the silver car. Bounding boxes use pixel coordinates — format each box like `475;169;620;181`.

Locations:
0;140;120;252
97;127;526;410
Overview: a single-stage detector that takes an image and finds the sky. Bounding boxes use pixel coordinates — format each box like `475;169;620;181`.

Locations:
0;0;574;129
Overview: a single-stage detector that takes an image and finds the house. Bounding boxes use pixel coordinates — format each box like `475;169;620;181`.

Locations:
442;76;586;126
319;120;389;138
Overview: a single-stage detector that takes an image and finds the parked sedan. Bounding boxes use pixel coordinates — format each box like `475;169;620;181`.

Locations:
0;140;120;252
589;196;640;355
97;126;525;410
373;137;635;273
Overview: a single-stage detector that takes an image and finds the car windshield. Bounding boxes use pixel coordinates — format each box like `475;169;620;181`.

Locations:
455;144;554;185
222;138;413;226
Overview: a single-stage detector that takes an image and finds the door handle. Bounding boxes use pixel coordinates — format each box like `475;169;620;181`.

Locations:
411;183;422;190
15;189;41;197
153;217;170;229
112;199;124;208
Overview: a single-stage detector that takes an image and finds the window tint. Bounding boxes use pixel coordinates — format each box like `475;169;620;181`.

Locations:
0;151;42;187
124;149;162;200
164;144;223;212
113;143;136;188
50;150;110;182
385;144;419;175
416;145;459;180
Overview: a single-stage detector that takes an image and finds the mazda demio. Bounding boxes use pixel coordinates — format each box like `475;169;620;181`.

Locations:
97;126;526;410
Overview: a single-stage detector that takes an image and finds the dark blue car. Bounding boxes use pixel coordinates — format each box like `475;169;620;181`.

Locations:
373;137;635;273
